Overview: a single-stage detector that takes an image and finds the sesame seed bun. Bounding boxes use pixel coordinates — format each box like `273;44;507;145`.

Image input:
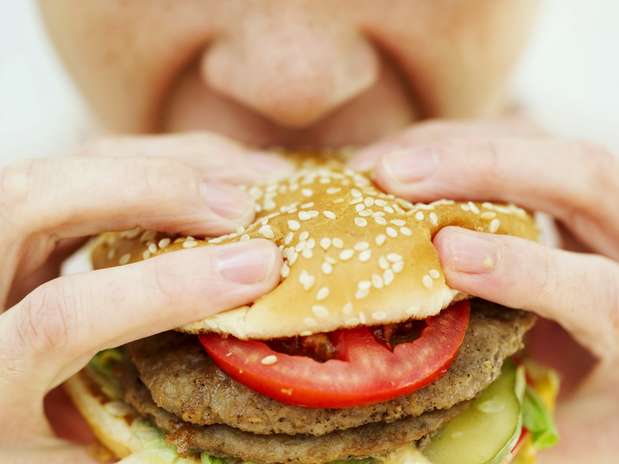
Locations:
91;159;537;339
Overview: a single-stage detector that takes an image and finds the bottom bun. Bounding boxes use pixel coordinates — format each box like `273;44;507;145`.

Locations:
64;370;200;463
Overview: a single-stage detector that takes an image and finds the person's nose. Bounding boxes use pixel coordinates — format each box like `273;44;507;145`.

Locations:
202;15;378;128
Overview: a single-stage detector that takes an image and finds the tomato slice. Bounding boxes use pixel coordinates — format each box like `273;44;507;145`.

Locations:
199;300;470;408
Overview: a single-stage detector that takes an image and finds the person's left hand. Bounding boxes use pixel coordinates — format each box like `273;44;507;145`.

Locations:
349;119;619;463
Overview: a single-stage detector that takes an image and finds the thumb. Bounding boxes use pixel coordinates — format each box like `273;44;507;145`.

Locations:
433;227;619;362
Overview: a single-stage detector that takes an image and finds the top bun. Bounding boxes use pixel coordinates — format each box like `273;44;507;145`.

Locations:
91;158;537;339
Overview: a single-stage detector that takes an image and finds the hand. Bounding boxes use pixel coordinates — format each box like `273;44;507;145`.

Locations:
350;119;619;463
0;132;292;463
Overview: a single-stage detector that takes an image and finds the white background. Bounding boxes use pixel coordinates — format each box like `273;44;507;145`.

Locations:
1;0;619;164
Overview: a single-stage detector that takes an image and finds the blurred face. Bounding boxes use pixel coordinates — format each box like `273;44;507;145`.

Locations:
40;0;537;149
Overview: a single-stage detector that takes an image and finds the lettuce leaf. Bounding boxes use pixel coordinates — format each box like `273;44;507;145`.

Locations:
522;386;559;450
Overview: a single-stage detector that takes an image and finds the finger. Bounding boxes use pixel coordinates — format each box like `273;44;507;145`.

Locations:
0;156;257;242
434;227;619;361
82;131;294;185
370;138;619;259
0;239;281;390
348;118;545;172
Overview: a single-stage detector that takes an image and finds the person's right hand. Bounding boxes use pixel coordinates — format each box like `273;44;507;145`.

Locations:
0;132;293;463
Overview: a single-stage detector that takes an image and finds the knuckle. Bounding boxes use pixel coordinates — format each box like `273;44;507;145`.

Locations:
0;160;36;226
459;138;505;190
149;256;189;308
16;280;79;356
576;141;618;205
134;158;197;200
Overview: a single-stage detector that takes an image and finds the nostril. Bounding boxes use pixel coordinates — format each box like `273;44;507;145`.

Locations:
201;30;379;129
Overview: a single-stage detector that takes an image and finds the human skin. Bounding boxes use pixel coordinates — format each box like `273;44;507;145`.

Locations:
0;1;617;462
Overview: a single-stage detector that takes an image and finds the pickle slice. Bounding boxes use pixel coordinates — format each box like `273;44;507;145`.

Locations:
423;362;525;464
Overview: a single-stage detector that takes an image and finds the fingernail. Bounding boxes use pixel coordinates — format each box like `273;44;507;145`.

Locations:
216;241;277;284
381;147;438;183
200;182;253;222
247;152;295;180
441;230;497;274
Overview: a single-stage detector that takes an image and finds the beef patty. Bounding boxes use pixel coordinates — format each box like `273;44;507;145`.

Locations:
128;300;534;436
120;365;466;464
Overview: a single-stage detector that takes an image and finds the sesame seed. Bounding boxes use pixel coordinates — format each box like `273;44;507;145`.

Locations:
300;202;314;209
422;275;434;288
106;248;116;260
375;234;387;246
148;243;158;254
240;234;250;241
320;238;331;250
354;217;368;227
300;331;312;337
300;231;310;241
298;211;312;221
358;280;372;290
400;227;412;236
321;262;333;274
302;248;313;259
299;270;315;290
460;203;470;212
387;253;403;263
302;188;313;197
355;288;369;300
339;249;354;261
351;188;362;197
383;269;394;285
379;256;390;270
415;211;425;221
359;249;372;262
284;232;294;245
374;216;387;225
430;212;439;226
316;287;330;301
481;211;497;220
326;187;341;194
304;317;318;327
386;227;398;238
306;238;316;249
119;254;131;265
391;219;406;226
355;203;365;212
468;201;480;214
312;305;330;318
392;261;404;273
372;273;384;288
158;238;171;249
261;355;278;365
323;210;336;219
429;269;441;279
358;210;372;217
384;206;395;214
183;240;197;249
142;250;151;260
332;238;344;248
372;311;387;321
259;225;275;239
354;241;370;251
281;263;290;278
343;302;353;315
364;197;374;207
489;218;501;233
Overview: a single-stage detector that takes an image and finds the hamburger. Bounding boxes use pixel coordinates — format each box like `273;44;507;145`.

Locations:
65;157;558;464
